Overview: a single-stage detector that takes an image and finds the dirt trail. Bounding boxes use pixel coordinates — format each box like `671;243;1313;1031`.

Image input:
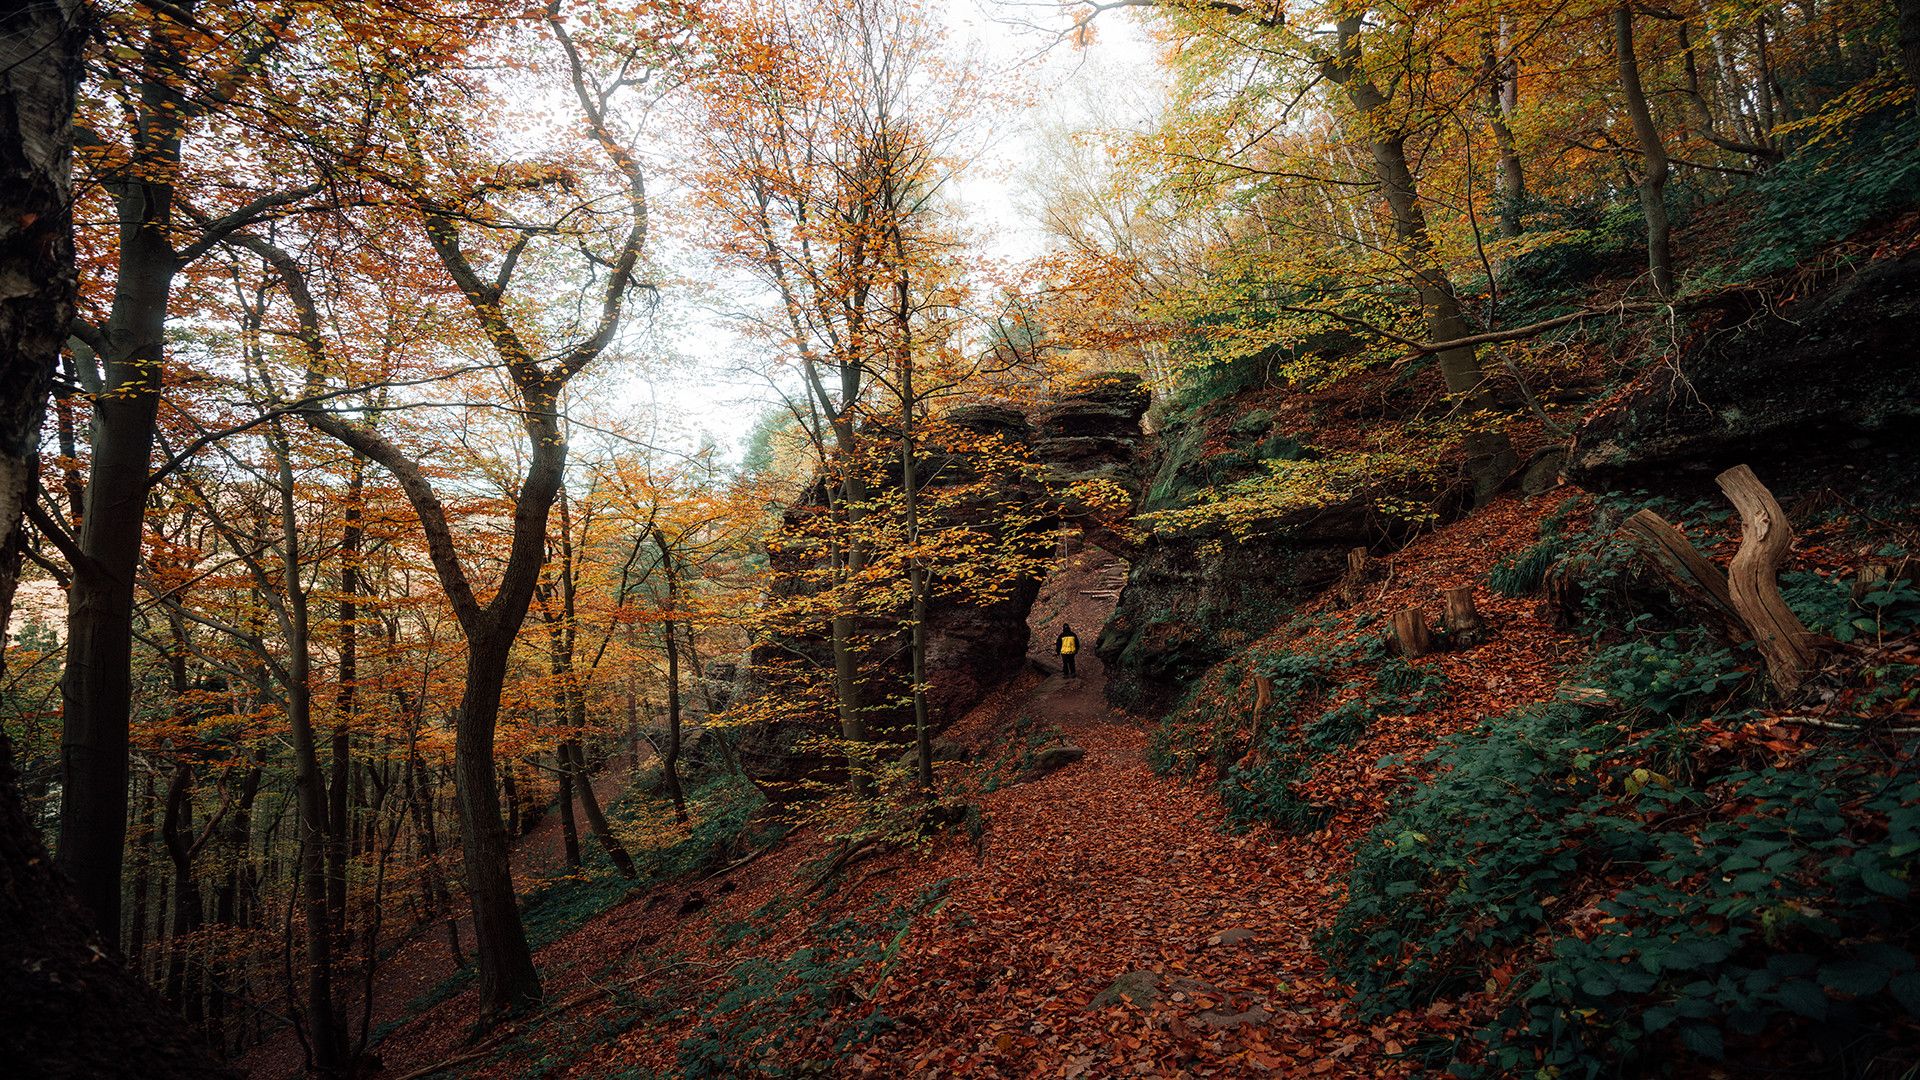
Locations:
850;547;1395;1076
239;761;633;1079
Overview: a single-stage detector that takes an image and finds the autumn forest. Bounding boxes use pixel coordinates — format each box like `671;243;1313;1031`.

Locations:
3;0;1920;1076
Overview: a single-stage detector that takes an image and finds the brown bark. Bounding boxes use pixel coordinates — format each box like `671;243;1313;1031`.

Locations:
1325;14;1516;498
657;535;690;823
1618;507;1747;640
1338;546;1370;606
1615;4;1674;298
1391;607;1434;658
1441;586;1487;647
3;12;230;1058
1901;0;1920;110
1483;22;1526;238
1716;465;1819;692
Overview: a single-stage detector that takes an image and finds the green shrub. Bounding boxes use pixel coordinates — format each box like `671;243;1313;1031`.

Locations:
1593;631;1750;719
520;774;768;952
677;883;949;1078
1323;622;1920;1078
1739;107;1920;277
1488;538;1566;597
1783;565;1920;645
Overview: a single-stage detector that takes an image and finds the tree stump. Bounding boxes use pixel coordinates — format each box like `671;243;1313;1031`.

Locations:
1338;546;1370;606
1853;562;1892;602
1541;556;1586;630
1715;465;1819;693
1391;607;1432;658
1441;586;1487;648
1250;674;1273;740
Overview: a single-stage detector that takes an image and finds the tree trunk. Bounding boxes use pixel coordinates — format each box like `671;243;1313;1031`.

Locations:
563;741;634;877
208;760;260;1047
328;460;362;940
1900;0;1920;110
1615;4;1675;299
160;761;203;1024
269;427;348;1077
1484;21;1526;238
659;602;689;823
56;3;204;941
453;627;544;1019
555;745;581;870
1327;16;1516;498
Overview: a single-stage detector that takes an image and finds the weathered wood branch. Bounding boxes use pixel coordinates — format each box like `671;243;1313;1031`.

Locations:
1716;465;1819;692
1617;508;1747;642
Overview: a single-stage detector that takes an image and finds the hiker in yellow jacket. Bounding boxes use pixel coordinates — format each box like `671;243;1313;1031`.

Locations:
1056;624;1079;679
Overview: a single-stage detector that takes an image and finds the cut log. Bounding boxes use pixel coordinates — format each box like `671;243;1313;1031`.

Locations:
1561;686;1616;707
1441;586;1487;647
1250;674;1273;741
1617;508;1747;642
1390;608;1433;658
1715;465;1820;693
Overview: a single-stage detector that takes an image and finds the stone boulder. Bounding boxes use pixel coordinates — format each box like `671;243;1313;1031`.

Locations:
1566;252;1920;494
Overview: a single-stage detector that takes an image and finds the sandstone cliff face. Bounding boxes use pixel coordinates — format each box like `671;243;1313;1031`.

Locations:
1566;251;1920;494
732;375;1150;800
1094;395;1467;715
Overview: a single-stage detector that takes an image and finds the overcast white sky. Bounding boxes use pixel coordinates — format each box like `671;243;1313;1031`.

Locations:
606;1;1165;466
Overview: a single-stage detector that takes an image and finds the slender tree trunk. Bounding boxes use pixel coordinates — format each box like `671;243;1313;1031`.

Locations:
891;240;934;792
555;743;581;869
127;771;156;975
657;542;690;823
160;760;208;1026
563;741;634;876
1616;3;1675;299
1327;15;1516;498
327;461;362;941
208;760;259;1048
1484;21;1526;238
266;424;347;1076
1899;0;1920;107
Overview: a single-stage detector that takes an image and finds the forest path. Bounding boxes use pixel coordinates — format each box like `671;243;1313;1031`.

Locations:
239;759;634;1079
852;547;1397;1076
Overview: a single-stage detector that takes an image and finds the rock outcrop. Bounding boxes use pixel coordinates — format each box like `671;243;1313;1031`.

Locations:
733;375;1149;800
1566;252;1920;494
1097;395;1466;714
1032;372;1153;495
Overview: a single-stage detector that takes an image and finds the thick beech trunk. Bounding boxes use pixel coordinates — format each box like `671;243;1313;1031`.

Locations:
453;628;543;1017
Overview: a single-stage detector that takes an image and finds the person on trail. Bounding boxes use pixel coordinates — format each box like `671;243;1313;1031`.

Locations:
1057;624;1079;679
